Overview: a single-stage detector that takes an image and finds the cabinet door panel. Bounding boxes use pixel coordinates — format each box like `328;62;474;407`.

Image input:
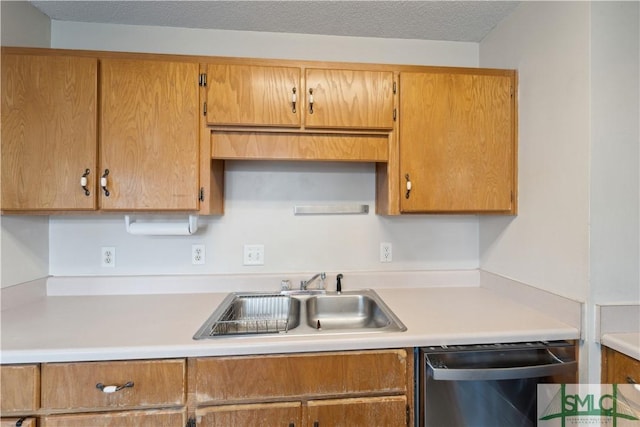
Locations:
307;396;406;427
1;418;36;427
207;64;301;127
1;54;97;210
41;408;186;427
305;69;394;130
400;72;515;212
0;364;40;414
100;59;199;210
602;346;640;384
193;349;407;404
197;402;301;427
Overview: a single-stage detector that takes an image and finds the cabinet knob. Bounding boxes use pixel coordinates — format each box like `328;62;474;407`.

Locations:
80;169;91;196
96;381;134;393
291;87;297;113
309;88;314;114
100;169;110;197
405;174;412;199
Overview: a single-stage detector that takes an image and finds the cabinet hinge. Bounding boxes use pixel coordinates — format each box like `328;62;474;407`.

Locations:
203;102;207;116
393;108;397;121
406;404;411;426
199;73;207;87
186;417;196;427
199;187;205;202
393;81;397;94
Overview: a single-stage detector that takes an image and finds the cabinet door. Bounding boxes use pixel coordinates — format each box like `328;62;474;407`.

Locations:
0;364;40;414
1;418;36;427
399;72;515;213
100;59;199;210
602;346;640;384
197;402;302;427
1;53;98;210
41;408;186;427
206;64;301;127
305;69;394;130
306;396;407;427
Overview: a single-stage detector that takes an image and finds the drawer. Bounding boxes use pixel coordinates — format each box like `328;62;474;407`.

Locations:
0;418;37;427
306;395;407;427
40;408;187;427
192;349;408;404
196;402;301;427
41;359;185;411
0;364;40;413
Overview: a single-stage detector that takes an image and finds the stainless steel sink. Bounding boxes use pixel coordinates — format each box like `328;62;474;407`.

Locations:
193;289;405;339
306;292;405;331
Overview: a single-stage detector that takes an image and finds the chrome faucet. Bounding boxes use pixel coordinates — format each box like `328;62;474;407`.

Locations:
300;272;326;290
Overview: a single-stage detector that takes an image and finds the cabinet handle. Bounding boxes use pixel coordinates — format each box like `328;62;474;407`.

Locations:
313;422;319;427
96;381;134;393
291;87;297;113
80;169;91;196
627;376;637;384
289;424;295;427
309;88;314;114
405;174;412;199
100;169;110;197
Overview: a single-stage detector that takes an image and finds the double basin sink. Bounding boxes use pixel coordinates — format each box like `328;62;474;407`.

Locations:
193;289;406;339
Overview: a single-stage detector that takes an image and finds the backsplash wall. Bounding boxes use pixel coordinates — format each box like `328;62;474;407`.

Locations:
50;162;479;276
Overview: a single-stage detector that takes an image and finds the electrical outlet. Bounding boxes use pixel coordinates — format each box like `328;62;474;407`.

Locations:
243;244;264;266
101;246;116;268
380;242;392;263
192;244;205;265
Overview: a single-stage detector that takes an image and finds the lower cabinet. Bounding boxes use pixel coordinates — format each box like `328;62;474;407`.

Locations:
189;349;413;427
601;345;640;384
0;349;414;427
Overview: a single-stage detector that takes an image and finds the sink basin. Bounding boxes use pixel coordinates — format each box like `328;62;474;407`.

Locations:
193;289;405;339
306;293;400;330
193;293;300;338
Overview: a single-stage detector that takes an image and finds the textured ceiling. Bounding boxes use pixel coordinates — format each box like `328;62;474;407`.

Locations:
29;1;521;42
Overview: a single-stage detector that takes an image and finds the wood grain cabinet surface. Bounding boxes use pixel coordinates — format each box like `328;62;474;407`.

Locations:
1;53;98;211
0;418;36;427
40;359;186;411
100;58;200;211
0;364;40;415
40;408;187;427
399;70;517;214
601;346;640;384
189;349;413;427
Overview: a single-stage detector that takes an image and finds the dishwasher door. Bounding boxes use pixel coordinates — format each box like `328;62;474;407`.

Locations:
419;341;577;427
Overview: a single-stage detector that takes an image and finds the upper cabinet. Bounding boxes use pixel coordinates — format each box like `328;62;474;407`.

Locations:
205;64;301;127
100;59;200;210
204;63;395;131
398;71;516;214
304;68;395;130
1;53;98;211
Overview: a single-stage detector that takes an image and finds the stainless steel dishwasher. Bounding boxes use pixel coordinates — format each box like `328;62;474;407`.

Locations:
418;341;577;427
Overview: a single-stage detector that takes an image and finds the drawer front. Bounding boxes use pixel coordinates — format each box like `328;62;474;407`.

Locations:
41;359;185;411
0;364;40;413
193;349;408;404
0;418;37;427
41;408;186;427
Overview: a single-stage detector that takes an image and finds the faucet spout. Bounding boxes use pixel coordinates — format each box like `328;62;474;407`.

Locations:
301;272;326;290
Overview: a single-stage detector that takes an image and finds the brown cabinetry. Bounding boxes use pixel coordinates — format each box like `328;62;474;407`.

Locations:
99;59;200;211
1;53;98;211
0;364;40;415
205;63;394;131
190;349;413;427
399;70;516;213
601;346;640;384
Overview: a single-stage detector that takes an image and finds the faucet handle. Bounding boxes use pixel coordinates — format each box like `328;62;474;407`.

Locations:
280;279;291;291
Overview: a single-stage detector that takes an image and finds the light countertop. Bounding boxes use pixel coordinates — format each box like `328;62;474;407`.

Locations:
601;333;640;361
1;285;579;364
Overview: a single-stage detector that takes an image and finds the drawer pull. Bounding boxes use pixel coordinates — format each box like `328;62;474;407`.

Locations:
627;376;637;384
96;381;134;393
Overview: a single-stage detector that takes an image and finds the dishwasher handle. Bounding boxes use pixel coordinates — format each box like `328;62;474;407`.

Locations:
426;355;577;381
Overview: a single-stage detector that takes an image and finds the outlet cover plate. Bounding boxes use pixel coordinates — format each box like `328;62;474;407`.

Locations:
243;244;264;266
